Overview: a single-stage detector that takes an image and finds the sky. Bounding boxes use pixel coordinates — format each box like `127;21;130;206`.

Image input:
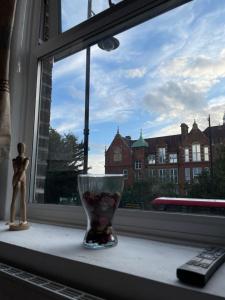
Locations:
50;0;225;174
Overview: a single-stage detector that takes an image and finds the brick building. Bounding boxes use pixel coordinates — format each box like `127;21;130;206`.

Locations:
105;115;225;194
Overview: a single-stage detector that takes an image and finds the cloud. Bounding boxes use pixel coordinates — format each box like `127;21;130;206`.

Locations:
143;81;205;117
88;152;105;174
125;67;147;78
159;50;225;92
53;51;86;80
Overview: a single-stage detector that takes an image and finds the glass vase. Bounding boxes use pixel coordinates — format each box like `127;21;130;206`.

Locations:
78;174;124;249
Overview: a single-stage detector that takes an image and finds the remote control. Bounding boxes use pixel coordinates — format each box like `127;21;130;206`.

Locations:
177;247;225;287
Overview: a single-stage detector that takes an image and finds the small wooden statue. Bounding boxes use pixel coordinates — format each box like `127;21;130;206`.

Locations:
8;143;29;230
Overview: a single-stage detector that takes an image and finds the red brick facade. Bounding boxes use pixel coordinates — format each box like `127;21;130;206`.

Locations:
105;120;225;194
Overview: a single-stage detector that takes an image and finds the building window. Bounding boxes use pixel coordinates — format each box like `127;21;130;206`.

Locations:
159;169;167;182
185;168;190;183
113;147;122;162
169;153;177;163
192;167;202;179
134;160;142;170
148;168;157;177
148;154;155;164
169;168;178;183
192;144;201;162
123;169;128;179
184;147;189;162
135;170;142;181
158;148;166;163
204;146;209;161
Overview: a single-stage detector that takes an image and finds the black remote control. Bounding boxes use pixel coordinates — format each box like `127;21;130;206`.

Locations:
177;247;225;287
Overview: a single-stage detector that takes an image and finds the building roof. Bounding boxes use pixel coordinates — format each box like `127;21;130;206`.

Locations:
204;125;225;143
131;131;148;148
145;134;181;153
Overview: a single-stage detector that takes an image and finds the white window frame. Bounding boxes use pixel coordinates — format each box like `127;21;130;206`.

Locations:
192;167;202;179
169;153;177;164
6;0;225;248
169;168;178;183
192;143;201;162
134;160;142;170
148;154;156;164
184;147;189;162
204;146;209;161
158;147;166;163
185;167;190;183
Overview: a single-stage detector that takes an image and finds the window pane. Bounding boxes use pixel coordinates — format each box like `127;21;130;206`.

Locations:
35;0;225;217
61;0;124;32
35;52;85;204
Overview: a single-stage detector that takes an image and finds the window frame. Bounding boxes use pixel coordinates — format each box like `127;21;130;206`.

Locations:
158;147;166;163
148;154;156;164
134;160;142;170
169;153;177;164
204;146;209;161
192;143;201;162
10;0;225;247
184;147;189;162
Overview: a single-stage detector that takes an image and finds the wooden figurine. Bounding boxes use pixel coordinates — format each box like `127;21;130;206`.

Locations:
8;143;29;230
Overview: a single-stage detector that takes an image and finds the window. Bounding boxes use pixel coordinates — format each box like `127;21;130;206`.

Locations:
123;169;128;179
113;147;122;162
184;148;189;162
158;148;166;163
185;168;190;183
134;160;142;170
204;146;209;161
159;169;167;183
148;154;155;164
192;167;202;179
16;0;225;225
192;144;201;162
169;153;177;163
159;168;178;183
169;168;178;183
148;168;157;178
135;170;142;181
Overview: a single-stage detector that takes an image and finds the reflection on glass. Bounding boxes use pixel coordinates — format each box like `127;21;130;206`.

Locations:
35;52;85;205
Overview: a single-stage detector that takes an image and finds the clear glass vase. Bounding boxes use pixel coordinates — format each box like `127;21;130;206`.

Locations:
78;174;124;249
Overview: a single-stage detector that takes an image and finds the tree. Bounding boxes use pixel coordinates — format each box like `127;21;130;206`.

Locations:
187;145;225;199
44;127;84;204
120;172;178;210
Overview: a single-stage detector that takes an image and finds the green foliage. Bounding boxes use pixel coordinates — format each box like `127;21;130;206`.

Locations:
120;175;178;210
187;145;225;199
44;127;84;204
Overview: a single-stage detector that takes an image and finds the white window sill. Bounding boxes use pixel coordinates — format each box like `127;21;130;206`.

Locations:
0;221;225;300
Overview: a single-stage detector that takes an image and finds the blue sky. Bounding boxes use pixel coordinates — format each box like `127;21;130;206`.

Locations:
51;0;225;173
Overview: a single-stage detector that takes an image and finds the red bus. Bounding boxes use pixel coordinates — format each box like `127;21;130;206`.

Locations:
152;197;225;214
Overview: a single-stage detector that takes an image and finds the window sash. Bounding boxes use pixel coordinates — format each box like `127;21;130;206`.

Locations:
158;148;166;163
184;148;189;162
192;144;201;162
148;154;156;164
204;146;209;161
169;153;177;163
185;167;190;183
11;0;225;246
134;160;142;170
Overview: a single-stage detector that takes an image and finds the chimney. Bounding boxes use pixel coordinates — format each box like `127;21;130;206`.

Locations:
180;123;188;135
